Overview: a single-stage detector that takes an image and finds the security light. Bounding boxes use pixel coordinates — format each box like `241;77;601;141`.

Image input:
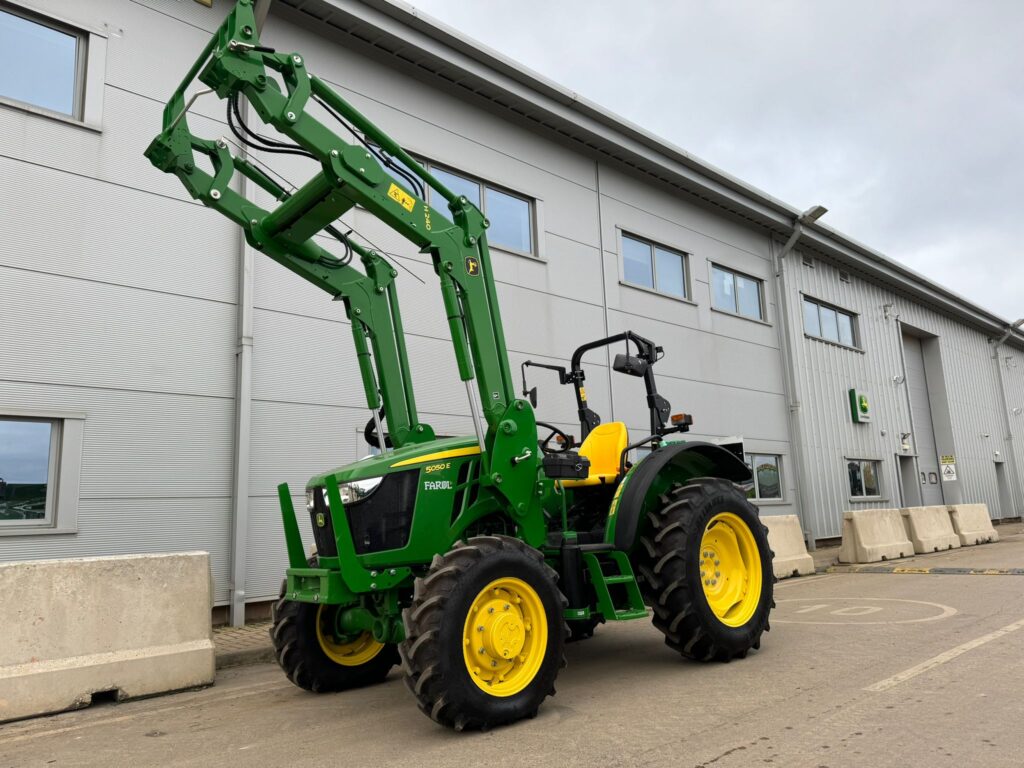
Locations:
798;205;828;225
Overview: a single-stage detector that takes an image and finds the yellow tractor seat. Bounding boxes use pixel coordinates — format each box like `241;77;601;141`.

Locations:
560;421;629;488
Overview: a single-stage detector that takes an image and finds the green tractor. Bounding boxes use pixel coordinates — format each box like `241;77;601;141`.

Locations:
147;0;774;730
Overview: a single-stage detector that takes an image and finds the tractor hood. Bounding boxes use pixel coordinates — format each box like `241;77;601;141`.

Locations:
305;435;482;490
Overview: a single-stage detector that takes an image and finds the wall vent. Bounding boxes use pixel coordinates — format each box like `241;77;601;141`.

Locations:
801;255;814;268
839;270;851;283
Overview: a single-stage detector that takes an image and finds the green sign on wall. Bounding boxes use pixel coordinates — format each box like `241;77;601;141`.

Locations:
849;388;872;423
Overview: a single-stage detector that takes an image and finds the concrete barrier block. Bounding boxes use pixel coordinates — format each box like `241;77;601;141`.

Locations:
948;503;1000;546
900;506;961;553
761;514;814;579
838;508;913;563
0;552;215;723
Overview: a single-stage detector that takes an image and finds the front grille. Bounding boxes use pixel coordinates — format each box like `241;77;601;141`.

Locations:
310;490;338;557
309;470;420;556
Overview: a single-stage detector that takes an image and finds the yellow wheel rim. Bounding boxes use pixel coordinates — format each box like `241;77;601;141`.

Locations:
462;577;547;697
316;605;385;666
699;512;763;627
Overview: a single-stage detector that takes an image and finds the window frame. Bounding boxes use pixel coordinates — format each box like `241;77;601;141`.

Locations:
0;1;108;129
710;263;766;322
802;295;861;350
744;452;783;501
0;408;85;536
0;416;60;528
619;231;690;301
847;458;883;500
423;162;537;258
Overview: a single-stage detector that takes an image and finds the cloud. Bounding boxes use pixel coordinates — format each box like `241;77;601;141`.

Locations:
410;0;1024;320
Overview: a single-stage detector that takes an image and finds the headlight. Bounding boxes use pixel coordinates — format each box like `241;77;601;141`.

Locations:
333;476;384;506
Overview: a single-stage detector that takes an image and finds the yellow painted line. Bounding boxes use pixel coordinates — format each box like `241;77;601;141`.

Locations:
891;567;932;574
864;616;1024;692
389;445;480;468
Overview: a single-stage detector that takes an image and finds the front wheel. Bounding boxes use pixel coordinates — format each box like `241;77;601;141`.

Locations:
635;478;774;661
399;535;567;730
271;573;398;692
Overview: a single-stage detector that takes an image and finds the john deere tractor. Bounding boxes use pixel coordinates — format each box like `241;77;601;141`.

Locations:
147;0;774;730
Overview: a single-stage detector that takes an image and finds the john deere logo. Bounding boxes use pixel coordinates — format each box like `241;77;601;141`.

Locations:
859;394;869;413
316;512;326;528
465;256;480;276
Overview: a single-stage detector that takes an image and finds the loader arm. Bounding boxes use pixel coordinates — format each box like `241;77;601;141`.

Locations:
145;0;520;461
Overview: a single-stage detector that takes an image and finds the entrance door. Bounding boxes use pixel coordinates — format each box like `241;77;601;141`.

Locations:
902;334;944;506
898;454;923;507
995;461;1013;519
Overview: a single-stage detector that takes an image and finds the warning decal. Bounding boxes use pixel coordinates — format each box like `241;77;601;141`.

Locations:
387;183;416;212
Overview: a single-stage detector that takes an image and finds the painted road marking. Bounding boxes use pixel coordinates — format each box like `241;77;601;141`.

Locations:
774;575;830;589
774;597;957;625
828;566;1024;576
865;617;1024;692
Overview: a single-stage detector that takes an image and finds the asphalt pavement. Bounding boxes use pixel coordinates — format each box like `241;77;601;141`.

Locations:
2;524;1022;768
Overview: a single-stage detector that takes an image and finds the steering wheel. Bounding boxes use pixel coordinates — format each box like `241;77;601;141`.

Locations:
535;421;571;454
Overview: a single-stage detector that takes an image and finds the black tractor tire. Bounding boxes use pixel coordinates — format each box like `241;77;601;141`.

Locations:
635;477;774;662
271;567;399;693
399;535;568;731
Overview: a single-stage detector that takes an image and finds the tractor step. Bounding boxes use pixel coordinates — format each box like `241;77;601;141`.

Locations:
581;550;647;621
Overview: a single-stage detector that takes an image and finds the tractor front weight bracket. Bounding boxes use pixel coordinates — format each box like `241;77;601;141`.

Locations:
277;480;411;605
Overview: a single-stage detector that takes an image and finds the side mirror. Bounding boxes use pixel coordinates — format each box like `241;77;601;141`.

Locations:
612;353;648;377
526;387;538;408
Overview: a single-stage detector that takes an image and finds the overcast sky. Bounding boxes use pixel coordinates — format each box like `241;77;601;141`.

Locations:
409;0;1023;322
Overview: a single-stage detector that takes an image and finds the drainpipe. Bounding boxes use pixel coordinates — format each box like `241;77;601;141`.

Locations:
594;161;615;420
228;104;256;628
771;205;827;549
991;319;1024;518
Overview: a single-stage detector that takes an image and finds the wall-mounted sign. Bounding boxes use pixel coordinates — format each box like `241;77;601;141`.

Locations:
940;455;955;465
848;388;872;423
941;463;957;482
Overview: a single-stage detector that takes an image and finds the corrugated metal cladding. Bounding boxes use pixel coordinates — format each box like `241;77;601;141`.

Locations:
0;0;1020;609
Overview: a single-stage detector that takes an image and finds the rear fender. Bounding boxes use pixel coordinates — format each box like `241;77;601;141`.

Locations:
605;441;753;551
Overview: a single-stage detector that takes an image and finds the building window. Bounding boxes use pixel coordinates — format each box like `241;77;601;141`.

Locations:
428;165;534;256
621;234;687;299
804;297;857;347
711;265;763;320
745;454;782;500
847;459;881;498
371;149;536;255
0;410;84;535
0;417;60;528
0;5;86;118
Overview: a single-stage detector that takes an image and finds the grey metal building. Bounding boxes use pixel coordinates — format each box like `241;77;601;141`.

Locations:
1;0;1021;624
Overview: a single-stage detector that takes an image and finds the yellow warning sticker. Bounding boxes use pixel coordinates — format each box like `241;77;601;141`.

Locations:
579;386;587;401
387;183;416;212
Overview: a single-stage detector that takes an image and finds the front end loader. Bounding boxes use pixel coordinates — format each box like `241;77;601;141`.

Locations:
147;0;774;730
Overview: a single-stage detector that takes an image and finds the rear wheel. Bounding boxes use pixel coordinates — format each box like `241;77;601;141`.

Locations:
399;535;567;730
271;570;398;692
636;478;773;661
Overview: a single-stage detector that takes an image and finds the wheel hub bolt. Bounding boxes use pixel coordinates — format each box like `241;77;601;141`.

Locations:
478;625;484;632
488;607;495;614
715;571;721;578
479;647;485;654
491;660;497;668
504;604;510;610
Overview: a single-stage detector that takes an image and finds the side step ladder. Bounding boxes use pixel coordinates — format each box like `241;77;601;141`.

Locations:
581;550;647;621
